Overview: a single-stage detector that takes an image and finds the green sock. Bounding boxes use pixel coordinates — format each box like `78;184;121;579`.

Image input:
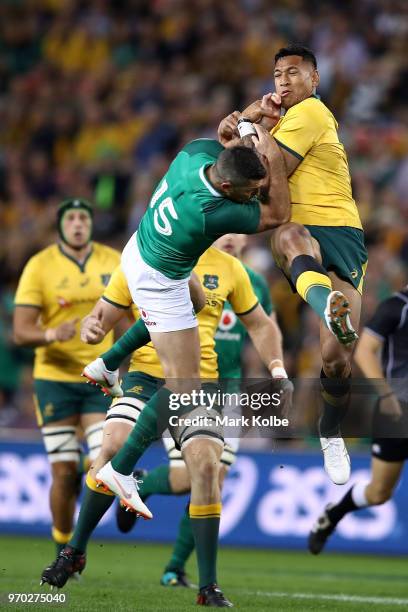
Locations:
190;502;221;588
165;506;195;572
138;465;172;501
290;255;332;322
302;284;331;320
101;319;150;371
69;474;115;554
111;388;172;474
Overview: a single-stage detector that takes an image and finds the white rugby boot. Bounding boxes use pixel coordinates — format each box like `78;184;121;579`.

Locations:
96;461;153;519
320;437;351;485
82;357;123;397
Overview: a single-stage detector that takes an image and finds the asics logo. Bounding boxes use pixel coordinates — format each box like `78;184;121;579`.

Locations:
112;474;132;499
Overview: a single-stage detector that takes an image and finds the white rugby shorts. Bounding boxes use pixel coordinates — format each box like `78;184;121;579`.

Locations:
121;233;198;333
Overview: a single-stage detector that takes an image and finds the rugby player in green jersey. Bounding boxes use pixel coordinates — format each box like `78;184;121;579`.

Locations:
43;129;290;607
159;234;280;588
112;233;282;589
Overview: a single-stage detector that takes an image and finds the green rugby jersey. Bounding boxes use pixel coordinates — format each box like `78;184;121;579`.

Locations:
215;266;273;380
136;139;261;279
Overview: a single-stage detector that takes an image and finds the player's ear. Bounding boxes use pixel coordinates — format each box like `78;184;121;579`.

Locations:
220;180;233;194
312;69;320;88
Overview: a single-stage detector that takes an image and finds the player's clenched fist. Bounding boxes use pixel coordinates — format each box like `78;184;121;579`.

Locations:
46;318;79;343
217;111;241;145
242;93;281;131
81;314;105;344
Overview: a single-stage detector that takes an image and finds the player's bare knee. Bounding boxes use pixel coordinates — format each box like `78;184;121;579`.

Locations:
186;443;220;487
322;343;352;378
322;357;351;378
194;456;220;488
277;223;313;260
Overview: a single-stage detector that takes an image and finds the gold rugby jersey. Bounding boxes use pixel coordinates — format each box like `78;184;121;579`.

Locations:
103;246;258;379
271;96;362;229
15;243;121;382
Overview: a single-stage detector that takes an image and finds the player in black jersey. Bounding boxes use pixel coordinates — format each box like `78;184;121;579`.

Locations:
308;287;408;554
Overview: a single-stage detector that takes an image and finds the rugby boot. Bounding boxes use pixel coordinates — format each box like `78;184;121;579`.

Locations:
324;291;358;345
320;436;351;485
96;461;152;519
116;469;147;533
82;357;123;397
308;504;336;554
40;546;86;588
160;569;197;588
197;584;233;607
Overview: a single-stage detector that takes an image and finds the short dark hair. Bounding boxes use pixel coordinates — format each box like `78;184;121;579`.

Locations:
275;44;317;69
216;146;266;185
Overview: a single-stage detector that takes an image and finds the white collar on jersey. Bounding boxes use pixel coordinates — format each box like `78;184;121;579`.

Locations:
199;164;222;197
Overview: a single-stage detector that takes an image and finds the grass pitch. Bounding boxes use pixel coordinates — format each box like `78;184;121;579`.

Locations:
0;536;407;611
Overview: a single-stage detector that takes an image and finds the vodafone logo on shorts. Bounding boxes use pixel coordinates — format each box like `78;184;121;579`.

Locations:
140;309;156;326
218;310;237;331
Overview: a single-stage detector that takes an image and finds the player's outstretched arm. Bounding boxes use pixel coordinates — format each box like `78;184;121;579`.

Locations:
252;123;291;231
13;305;78;347
239;304;285;375
81;299;127;344
240;304;293;415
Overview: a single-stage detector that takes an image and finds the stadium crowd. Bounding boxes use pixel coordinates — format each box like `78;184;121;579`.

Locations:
0;0;407;429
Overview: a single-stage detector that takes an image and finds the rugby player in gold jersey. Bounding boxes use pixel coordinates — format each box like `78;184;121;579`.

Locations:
219;44;368;485
14;199;120;554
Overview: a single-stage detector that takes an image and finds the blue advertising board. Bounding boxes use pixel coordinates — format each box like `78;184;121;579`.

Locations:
0;439;407;554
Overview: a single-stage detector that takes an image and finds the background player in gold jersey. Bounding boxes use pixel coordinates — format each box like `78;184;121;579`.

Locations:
40;245;288;606
219;44;368;486
13;199;120;554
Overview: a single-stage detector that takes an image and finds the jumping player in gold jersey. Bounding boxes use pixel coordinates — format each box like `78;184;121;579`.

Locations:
219;44;368;486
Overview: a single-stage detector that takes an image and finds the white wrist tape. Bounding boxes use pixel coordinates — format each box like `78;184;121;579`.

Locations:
271;366;288;379
237;118;257;138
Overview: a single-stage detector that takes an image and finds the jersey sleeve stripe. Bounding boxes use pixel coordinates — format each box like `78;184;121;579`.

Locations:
235;300;259;316
102;296;131;309
14;303;41;308
274;138;304;161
